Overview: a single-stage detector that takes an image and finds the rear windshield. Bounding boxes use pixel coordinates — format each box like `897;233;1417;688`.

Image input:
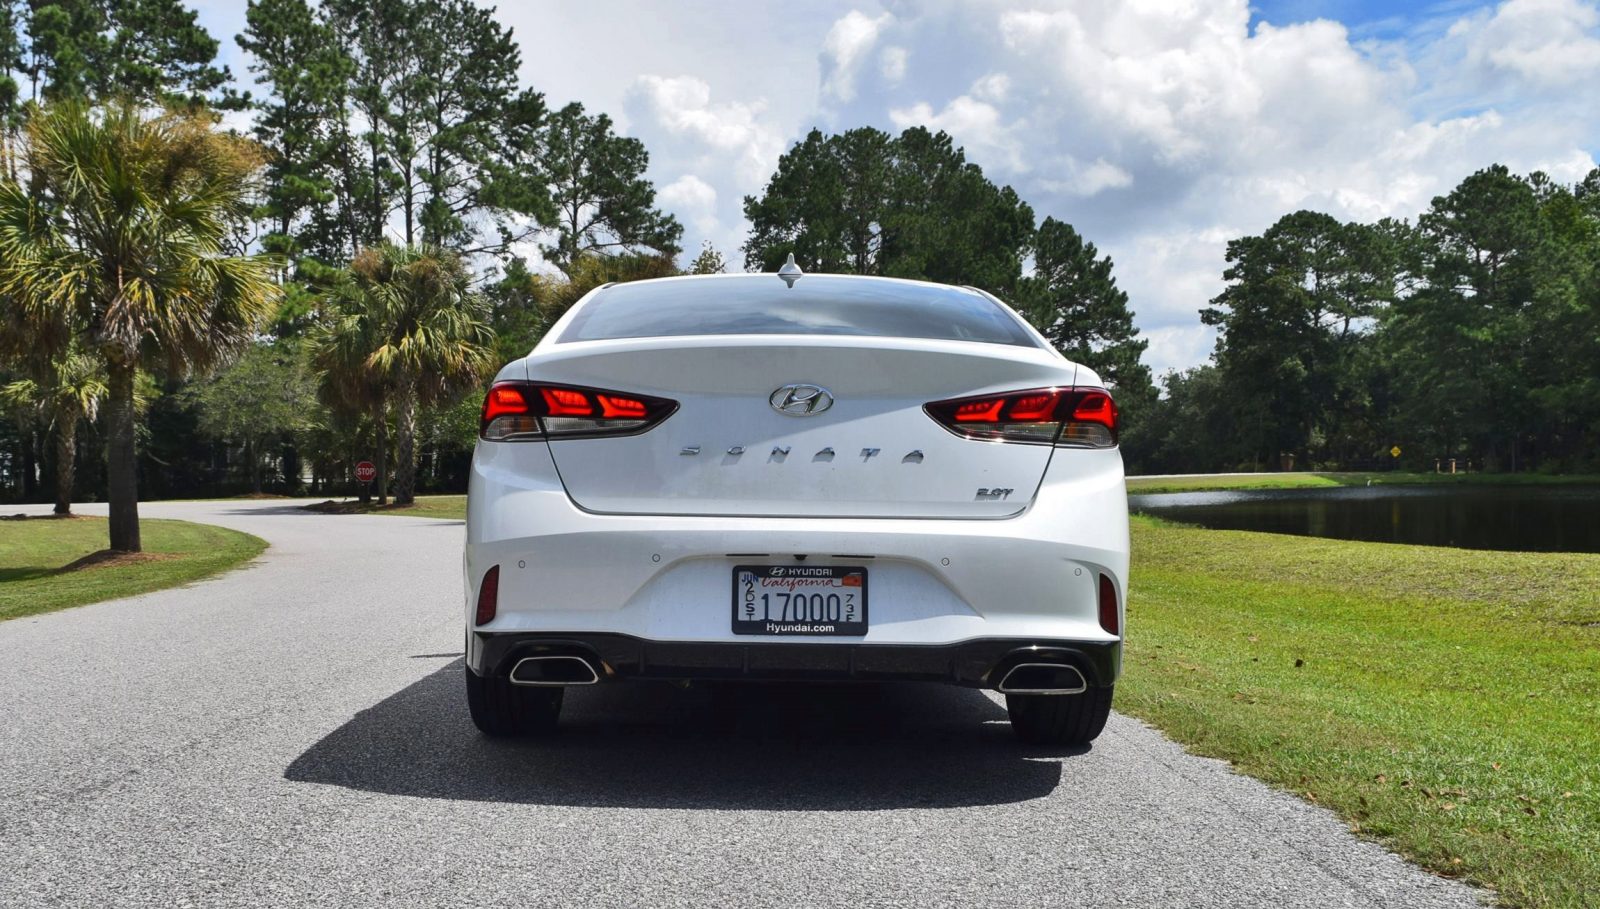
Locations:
558;275;1042;347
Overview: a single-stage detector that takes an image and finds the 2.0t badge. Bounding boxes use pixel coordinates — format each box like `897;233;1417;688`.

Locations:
770;383;834;416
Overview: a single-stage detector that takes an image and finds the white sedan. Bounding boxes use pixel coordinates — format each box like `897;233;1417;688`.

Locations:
464;265;1128;745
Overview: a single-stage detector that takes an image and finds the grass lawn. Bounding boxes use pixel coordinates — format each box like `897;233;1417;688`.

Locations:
1126;472;1348;493
304;494;466;519
1126;471;1600;494
387;495;467;519
0;516;266;622
1122;515;1600;908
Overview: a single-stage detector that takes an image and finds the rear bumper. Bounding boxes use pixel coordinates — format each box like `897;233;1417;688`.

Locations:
466;438;1129;681
472;632;1120;689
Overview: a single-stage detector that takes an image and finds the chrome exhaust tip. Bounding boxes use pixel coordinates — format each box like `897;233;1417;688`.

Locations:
996;662;1088;695
509;655;601;686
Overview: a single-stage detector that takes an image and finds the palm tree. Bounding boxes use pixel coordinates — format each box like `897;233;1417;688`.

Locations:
0;350;106;515
0;101;278;551
311;244;494;505
309;276;395;504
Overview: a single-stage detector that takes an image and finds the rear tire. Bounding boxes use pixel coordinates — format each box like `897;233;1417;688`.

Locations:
466;667;563;737
1006;685;1113;746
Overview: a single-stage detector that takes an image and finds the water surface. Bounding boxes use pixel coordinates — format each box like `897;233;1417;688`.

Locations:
1129;484;1600;553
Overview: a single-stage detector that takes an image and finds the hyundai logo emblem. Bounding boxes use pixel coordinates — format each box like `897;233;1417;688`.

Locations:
770;383;834;416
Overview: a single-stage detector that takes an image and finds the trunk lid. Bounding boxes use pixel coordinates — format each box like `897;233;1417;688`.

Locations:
529;336;1077;518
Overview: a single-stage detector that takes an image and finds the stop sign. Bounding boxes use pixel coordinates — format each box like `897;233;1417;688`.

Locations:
355;461;377;484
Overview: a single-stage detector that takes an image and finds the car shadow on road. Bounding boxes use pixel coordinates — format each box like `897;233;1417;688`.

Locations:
215;504;341;517
286;659;1081;810
214;504;465;525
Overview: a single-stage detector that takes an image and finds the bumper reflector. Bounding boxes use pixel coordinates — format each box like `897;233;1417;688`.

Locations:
1099;573;1119;636
475;565;500;626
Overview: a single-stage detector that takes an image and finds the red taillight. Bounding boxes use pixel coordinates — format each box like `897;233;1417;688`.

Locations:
598;394;647;419
1006;392;1062;421
1098;573;1119;635
483;385;529;420
924;387;1118;447
480;382;677;441
1072;391;1116;431
475;565;499;626
955;398;1005;422
541;386;593;416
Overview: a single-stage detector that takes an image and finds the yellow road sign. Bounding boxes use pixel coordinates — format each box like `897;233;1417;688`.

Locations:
1390;446;1402;458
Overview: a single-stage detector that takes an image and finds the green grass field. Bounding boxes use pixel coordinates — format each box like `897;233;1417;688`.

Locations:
1121;515;1600;908
387;495;468;518
1126;472;1348;493
1126;471;1600;494
0;516;266;622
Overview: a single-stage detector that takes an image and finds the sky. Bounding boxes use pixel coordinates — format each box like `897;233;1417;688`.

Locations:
194;0;1600;376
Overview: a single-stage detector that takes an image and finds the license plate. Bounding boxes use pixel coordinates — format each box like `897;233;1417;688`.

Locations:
731;565;868;636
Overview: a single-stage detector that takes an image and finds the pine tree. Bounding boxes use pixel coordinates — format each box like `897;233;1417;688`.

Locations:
317;0;549;254
1018;217;1152;399
23;0;233;107
539;101;683;274
238;0;354;264
0;1;23;176
742;126;1033;296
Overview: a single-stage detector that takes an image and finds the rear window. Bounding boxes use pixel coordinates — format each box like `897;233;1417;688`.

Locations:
558;275;1042;347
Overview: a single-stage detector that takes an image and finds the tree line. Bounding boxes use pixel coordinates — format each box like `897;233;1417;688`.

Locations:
2;0;1595;555
0;0;691;551
0;0;1153;556
1138;165;1600;475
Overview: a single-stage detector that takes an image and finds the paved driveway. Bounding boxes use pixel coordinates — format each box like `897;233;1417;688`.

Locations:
0;499;1487;907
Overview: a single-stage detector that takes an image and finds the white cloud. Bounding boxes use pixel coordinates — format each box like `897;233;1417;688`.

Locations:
970;72;1010;104
623;74;798;269
1038;158;1134;197
879;46;908;84
623;0;1600;363
1144;325;1218;380
822;10;894;102
1455;0;1600;86
890;93;1027;172
658;175;720;235
627;75;789;187
827;0;1599;370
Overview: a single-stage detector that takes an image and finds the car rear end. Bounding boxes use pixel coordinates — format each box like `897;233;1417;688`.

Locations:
464;273;1128;744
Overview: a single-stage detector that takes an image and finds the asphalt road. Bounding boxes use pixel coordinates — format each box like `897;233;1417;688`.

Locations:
0;499;1487;908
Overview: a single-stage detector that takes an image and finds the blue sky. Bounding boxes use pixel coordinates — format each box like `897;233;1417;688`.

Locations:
1253;0;1460;26
196;0;1600;375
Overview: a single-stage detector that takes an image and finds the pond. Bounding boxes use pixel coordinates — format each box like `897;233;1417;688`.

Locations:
1129;484;1600;554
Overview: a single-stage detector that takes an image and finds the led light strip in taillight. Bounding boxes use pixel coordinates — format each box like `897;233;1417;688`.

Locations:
924;386;1119;448
479;381;678;441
